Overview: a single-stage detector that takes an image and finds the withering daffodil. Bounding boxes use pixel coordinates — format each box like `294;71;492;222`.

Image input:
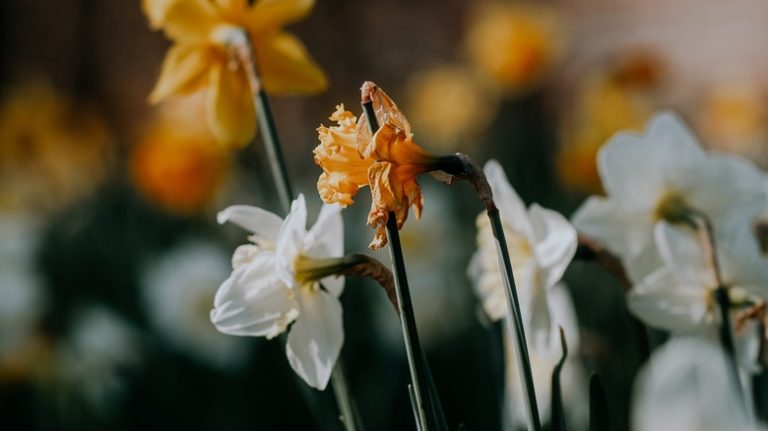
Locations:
572;112;766;282
313;85;438;249
210;195;345;389
144;0;327;147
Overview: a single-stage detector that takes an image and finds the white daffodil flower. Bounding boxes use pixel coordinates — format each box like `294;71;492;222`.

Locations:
632;337;757;431
211;194;345;390
503;284;587;429
469;160;577;353
141;241;248;369
573;112;766;283
629;222;767;369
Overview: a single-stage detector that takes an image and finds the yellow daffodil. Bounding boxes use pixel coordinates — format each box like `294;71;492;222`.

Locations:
0;80;110;213
465;2;560;92
558;54;662;194
405;65;497;152
131;93;230;215
145;0;327;148
314;86;437;249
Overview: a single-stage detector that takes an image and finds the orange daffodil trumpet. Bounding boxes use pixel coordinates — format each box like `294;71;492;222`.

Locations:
313;83;439;249
143;0;327;148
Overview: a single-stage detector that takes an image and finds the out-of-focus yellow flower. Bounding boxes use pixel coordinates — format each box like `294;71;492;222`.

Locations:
314;86;437;249
145;0;327;148
697;84;768;166
405;65;498;152
465;2;559;92
0;80;110;214
131;93;230;215
557;54;662;194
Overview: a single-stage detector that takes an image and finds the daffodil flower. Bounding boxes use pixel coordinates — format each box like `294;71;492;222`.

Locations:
573;112;766;282
468;160;577;353
628;222;767;368
145;0;327;147
632;338;756;431
313;86;438;249
210;194;345;389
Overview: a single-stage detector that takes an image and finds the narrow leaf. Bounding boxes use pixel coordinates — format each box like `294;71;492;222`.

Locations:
550;327;568;431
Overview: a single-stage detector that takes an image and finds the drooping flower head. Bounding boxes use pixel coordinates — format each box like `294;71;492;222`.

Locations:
144;0;327;147
211;195;345;389
313;83;438;249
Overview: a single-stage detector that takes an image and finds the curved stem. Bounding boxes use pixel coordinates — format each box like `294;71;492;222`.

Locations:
433;153;542;431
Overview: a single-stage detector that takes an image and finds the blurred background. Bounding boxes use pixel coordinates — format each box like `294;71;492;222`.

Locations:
2;0;768;429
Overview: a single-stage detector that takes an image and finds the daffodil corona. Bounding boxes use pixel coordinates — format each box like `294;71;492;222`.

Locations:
144;0;327;147
313;85;438;249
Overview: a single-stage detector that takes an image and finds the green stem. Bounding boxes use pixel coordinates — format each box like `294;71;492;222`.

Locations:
487;208;542;431
235;31;358;431
432;153;541;431
362;100;447;431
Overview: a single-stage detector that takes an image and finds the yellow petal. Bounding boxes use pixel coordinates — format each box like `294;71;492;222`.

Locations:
162;0;219;43
247;0;316;31
149;44;213;104
215;0;247;13
206;63;256;148
142;0;173;29
255;32;327;94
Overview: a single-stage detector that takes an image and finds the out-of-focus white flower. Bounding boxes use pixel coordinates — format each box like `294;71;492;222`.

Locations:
632;337;757;431
211;194;345;390
573;112;766;282
469;160;577;353
141;241;248;369
0;215;44;363
47;306;140;415
629;222;767;370
503;284;587;429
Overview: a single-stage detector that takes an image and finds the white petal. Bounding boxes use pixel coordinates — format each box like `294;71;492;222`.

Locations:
305;203;344;259
687;153;767;229
210;253;299;338
484;160;533;238
529;204;577;289
719;224;768;295
628;268;709;332
632;337;751;431
276;194;308;273
572;196;651;259
598;112;704;210
654;222;712;287
286;288;344;390
319;275;344;298
217;205;284;241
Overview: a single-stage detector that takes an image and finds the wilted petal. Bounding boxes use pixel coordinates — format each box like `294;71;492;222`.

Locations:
206;62;257;147
256;32;327;94
149;44;212;104
529;204;577;289
217;205;284;241
211;254;299;338
286;287;343;390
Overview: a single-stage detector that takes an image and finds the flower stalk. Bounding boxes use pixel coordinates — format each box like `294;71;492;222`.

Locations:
431;153;543;431
229;30;358;431
362;99;447;431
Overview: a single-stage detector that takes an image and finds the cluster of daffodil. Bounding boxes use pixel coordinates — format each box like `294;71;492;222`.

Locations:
140;1;768;431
